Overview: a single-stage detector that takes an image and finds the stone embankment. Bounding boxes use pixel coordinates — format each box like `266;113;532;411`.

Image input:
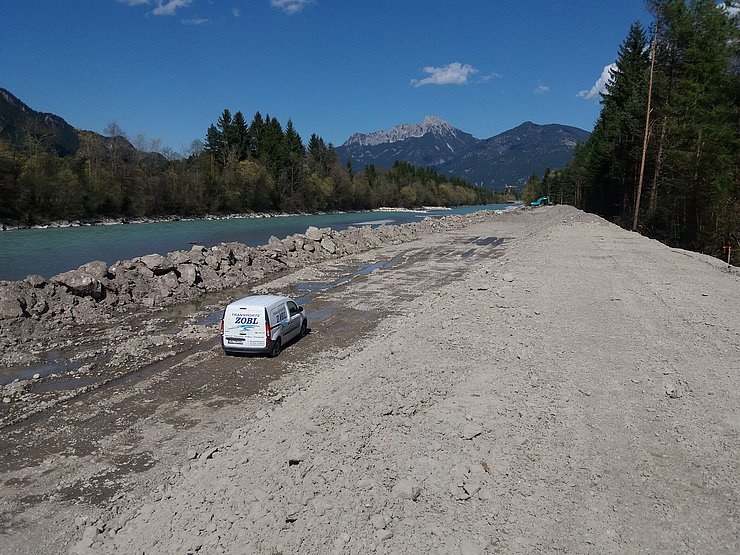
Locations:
0;210;505;355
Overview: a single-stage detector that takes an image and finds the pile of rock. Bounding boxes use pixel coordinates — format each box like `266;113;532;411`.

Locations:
0;211;500;334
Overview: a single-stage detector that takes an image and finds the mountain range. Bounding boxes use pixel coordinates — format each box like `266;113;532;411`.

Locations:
0;87;163;166
336;116;590;190
0;87;81;156
1;87;590;191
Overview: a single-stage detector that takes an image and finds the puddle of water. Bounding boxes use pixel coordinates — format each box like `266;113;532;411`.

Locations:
461;248;477;259
195;310;222;326
0;354;94;386
295;282;333;293
354;258;398;275
306;307;334;322
34;376;99;393
293;257;398;301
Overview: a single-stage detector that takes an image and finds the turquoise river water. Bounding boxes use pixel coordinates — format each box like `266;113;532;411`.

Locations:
0;204;513;281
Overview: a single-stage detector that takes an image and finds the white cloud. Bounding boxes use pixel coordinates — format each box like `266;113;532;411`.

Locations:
182;17;208;25
411;62;479;87
271;0;313;14
232;7;241;17
534;84;550;95
477;72;502;84
152;0;191;16
577;63;616;100
117;0;192;16
718;2;739;17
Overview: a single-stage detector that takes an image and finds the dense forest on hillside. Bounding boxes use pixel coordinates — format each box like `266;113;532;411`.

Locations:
0;105;502;226
523;0;739;258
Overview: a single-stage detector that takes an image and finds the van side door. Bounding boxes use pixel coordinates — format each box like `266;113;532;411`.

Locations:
284;300;302;339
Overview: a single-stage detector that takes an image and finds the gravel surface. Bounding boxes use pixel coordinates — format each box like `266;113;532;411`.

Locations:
1;205;738;554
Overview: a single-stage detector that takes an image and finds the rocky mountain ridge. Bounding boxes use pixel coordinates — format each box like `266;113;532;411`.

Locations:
336;116;590;190
0;87;81;155
344;115;464;147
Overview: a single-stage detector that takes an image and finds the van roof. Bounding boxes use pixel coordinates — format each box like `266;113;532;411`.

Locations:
229;295;288;307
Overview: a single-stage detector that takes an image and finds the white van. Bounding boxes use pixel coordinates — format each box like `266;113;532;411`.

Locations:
220;295;307;357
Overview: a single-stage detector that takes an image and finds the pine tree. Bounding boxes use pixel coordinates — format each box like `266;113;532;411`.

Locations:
248;112;265;158
204;124;223;163
647;0;739;251
283;119;304;157
231;111;250;161
561;1;739;259
585;22;650;222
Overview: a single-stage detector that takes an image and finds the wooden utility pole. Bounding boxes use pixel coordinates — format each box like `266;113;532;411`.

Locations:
633;18;659;232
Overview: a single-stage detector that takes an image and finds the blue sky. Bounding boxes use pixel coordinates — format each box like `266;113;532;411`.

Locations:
1;0;652;153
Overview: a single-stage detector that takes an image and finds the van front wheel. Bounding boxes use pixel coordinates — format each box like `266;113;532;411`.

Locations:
300;320;308;337
269;338;282;358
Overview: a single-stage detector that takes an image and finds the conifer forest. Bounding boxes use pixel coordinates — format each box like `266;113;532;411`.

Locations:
523;0;739;258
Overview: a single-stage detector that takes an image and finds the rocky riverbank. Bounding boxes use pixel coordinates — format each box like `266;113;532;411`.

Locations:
0;211;501;350
0;209;508;425
0;211;310;232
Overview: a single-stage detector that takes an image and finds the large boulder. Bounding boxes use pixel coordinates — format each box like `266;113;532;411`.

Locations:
203;253;221;271
177;264;199;286
267;235;286;253
188;245;207;265
0;284;26;319
211;245;237;266
51;269;106;301
160;271;180;291
139;254;175;275
136;264;154;279
230;242;254;262
24;274;46;288
24;288;50;318
79;260;109;279
320;237;337;254
198;265;220;289
169;250;192;265
305;226;324;241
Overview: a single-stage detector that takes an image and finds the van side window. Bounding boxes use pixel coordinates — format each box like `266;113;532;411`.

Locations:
287;301;299;316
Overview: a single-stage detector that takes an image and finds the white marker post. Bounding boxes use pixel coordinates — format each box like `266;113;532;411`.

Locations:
722;245;732;267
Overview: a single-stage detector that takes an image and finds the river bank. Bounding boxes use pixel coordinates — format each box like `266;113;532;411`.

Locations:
0;212;293;232
0;204;514;282
0;205;738;554
0;205;467;232
0;208;508;426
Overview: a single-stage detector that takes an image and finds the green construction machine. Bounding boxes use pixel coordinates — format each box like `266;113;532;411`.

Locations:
530;196;551;207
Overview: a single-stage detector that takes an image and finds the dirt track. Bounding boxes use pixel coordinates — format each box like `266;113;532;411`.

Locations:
1;205;738;554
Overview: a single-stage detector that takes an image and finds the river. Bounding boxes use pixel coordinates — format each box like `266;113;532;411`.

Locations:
0;204;513;281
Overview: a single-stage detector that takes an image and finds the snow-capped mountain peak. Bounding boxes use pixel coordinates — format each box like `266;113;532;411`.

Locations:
344;115;458;147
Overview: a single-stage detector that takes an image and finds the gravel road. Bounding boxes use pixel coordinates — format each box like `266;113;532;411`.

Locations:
1;205;738;554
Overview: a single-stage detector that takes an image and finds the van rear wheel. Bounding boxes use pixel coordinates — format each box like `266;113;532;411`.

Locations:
269;338;282;358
